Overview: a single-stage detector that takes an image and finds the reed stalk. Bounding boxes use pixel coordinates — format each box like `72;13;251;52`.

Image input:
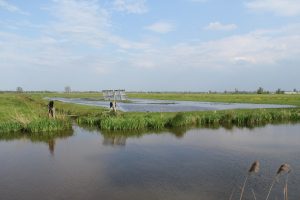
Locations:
265;163;291;200
283;172;290;200
239;160;260;200
251;188;257;200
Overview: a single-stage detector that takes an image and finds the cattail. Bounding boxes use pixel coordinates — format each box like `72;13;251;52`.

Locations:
249;160;260;173
239;161;260;200
266;163;291;200
277;164;291;175
278;164;291;200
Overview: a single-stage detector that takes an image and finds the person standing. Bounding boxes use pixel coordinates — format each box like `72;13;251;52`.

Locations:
48;100;55;118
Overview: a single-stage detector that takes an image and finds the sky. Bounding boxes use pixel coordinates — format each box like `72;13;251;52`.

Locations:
0;0;300;92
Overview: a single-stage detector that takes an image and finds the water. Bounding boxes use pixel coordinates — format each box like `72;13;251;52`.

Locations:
48;97;294;112
1;124;300;200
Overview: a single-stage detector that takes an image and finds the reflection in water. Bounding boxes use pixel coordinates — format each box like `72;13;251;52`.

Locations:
99;125;260;146
0;130;73;155
169;127;189;138
100;127;193;143
48;139;55;156
103;135;127;146
1;124;300;200
98;121;297;145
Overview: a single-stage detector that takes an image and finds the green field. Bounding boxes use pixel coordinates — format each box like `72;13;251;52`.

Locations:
128;92;300;106
1;92;300;133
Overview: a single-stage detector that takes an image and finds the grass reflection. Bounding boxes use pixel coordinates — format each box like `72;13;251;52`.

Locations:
0;129;74;155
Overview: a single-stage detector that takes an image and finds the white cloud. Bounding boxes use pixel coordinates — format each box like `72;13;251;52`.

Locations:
0;0;150;73
0;30;122;82
0;0;29;15
246;0;300;16
0;32;74;70
204;22;237;31
0;19;44;30
145;21;175;34
113;0;147;14
108;35;150;49
47;0;110;47
7;23;300;78
45;0;148;50
129;24;300;70
95;66;111;75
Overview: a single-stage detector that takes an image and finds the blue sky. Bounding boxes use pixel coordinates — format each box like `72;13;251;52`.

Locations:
0;0;300;92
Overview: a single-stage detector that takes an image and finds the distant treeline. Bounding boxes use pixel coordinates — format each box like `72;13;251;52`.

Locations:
1;88;299;94
0;91;101;93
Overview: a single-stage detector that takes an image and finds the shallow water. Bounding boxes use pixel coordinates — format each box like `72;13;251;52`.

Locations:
1;124;300;200
48;97;294;112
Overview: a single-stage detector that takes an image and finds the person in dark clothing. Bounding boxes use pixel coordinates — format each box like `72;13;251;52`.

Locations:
110;101;113;110
48;100;55;118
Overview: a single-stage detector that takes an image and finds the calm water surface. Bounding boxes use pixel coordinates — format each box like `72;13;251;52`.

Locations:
1;124;300;200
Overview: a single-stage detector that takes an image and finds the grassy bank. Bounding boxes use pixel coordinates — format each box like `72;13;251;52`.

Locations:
0;93;108;133
77;108;300;131
0;93;71;133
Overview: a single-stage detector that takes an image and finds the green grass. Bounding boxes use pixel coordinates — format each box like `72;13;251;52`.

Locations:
29;93;106;116
1;92;300;133
0;93;71;133
32;92;103;99
128;92;300;106
76;108;300;131
0;92;107;133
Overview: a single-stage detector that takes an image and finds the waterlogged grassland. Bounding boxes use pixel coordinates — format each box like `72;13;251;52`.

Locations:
58;92;300;131
1;92;300;133
33;92;300;106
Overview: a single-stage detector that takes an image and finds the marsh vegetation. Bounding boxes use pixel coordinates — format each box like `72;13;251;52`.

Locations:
1;92;300;133
0;94;71;133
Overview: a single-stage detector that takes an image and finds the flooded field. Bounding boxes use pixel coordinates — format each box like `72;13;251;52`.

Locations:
1;124;300;200
49;97;294;112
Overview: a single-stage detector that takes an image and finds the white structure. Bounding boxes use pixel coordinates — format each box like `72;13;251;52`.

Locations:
284;91;298;95
102;89;127;101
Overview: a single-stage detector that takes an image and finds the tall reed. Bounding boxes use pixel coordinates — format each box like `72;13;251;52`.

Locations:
265;163;291;200
239;160;260;200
